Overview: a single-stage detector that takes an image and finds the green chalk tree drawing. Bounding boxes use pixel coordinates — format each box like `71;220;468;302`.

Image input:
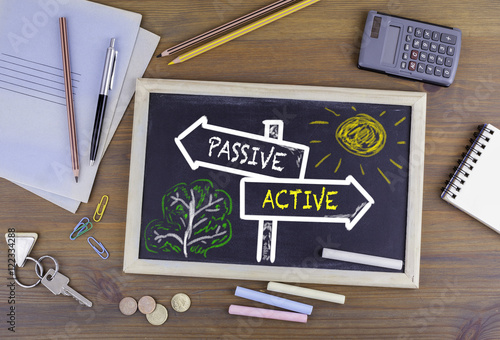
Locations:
144;179;232;258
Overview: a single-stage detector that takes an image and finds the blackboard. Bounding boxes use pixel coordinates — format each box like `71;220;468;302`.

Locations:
124;79;426;288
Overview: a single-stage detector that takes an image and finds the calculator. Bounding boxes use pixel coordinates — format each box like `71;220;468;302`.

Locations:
357;11;462;87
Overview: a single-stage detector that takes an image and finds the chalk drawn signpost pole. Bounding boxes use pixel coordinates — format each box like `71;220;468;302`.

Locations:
260;120;287;263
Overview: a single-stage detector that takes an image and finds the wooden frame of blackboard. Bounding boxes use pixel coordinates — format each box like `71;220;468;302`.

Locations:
124;79;426;289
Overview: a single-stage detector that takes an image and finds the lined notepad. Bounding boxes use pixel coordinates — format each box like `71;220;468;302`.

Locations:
441;124;500;233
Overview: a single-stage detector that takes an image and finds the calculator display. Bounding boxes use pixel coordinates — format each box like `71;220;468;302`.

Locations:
381;26;400;65
358;11;462;87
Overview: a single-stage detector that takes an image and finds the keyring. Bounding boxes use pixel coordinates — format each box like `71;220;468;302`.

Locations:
35;255;59;280
12;256;44;289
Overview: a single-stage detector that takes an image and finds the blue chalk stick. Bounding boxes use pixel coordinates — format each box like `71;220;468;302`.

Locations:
235;286;313;315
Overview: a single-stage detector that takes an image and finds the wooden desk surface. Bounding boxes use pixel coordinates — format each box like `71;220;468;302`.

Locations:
2;1;500;338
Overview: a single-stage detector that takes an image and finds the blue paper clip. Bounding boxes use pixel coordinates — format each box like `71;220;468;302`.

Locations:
70;217;93;240
93;195;109;222
87;236;109;259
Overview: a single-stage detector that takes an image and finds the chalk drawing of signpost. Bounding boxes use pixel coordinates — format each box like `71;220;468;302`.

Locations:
175;116;309;263
176;116;375;264
240;176;375;262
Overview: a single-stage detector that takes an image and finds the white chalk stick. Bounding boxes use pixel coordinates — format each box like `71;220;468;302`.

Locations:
322;248;403;270
228;305;307;323
267;282;345;305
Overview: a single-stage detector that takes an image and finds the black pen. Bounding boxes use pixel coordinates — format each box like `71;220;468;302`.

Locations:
90;38;117;166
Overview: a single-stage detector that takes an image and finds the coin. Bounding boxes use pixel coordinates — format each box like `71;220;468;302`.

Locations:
171;293;191;312
138;295;156;314
119;297;137;316
146;303;168;326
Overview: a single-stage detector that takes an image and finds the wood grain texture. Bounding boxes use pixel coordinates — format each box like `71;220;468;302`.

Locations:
2;0;500;338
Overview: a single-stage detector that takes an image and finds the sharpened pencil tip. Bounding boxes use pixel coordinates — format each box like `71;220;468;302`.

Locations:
75;176;78;183
168;57;181;65
156;53;162;58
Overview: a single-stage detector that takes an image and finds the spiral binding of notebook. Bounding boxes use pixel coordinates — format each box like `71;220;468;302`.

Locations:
441;124;494;199
441;123;500;233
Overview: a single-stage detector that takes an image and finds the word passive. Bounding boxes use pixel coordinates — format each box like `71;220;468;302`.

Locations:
208;137;286;172
175;116;309;179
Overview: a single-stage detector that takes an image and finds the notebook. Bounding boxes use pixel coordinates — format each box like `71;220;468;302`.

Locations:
441;124;500;233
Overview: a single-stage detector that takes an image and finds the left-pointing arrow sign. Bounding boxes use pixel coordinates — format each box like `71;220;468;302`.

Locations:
175;116;309;179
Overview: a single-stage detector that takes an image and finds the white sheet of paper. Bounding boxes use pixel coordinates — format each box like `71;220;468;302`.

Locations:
12;28;161;213
0;0;141;202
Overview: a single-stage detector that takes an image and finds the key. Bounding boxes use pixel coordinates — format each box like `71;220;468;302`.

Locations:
41;268;93;307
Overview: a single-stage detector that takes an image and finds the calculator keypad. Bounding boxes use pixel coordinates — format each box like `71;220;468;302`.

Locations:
401;26;457;81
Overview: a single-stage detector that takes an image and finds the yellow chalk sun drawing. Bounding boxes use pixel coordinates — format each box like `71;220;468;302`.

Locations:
335;113;386;158
310;106;408;185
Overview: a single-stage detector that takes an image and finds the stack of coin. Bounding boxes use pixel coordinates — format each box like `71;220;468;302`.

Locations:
118;293;191;326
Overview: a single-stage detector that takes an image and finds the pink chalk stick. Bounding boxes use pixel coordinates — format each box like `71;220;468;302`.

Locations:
228;304;308;323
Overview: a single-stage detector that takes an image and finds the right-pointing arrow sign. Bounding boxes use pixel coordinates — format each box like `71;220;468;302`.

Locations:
240;175;374;230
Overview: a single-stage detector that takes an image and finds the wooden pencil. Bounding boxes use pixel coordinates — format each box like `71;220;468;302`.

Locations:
169;0;321;65
157;0;297;58
59;17;80;183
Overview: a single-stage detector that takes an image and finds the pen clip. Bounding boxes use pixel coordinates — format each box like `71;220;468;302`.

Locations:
109;50;117;91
